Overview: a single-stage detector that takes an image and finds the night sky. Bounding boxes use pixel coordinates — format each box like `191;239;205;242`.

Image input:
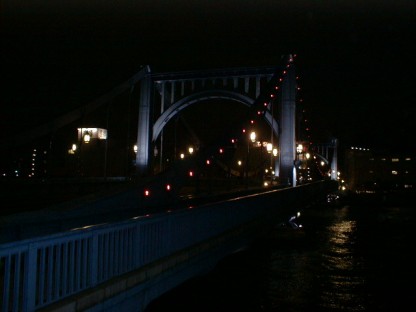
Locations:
2;1;415;154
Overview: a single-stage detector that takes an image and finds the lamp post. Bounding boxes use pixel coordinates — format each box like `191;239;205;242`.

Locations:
245;131;256;188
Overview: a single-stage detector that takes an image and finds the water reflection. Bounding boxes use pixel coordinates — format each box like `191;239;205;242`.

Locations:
320;210;366;311
145;204;416;312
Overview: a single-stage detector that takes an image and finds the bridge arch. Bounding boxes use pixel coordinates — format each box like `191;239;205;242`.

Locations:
152;89;279;142
136;61;296;185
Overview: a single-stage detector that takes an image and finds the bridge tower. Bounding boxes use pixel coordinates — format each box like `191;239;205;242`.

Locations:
134;58;297;186
330;138;338;180
135;66;153;175
311;138;339;181
278;60;297;186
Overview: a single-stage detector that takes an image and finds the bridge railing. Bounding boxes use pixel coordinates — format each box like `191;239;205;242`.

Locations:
0;181;337;312
0;196;257;311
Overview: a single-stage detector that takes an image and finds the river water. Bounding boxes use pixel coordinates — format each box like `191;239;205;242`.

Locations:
146;200;416;311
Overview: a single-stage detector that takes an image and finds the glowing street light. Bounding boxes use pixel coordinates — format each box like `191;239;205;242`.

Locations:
83;131;91;143
250;131;256;142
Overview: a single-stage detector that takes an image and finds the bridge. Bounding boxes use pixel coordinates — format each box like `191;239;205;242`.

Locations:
1;55;339;311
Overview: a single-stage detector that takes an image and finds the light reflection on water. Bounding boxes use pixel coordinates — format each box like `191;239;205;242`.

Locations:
319;215;366;311
262;206;367;311
145;203;416;312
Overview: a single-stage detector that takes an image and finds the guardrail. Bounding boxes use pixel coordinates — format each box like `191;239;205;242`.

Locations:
1;181;337;312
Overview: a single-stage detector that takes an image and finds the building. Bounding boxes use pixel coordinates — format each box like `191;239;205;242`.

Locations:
344;146;415;193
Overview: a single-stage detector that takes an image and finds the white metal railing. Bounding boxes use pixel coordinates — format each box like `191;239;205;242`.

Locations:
0;181;335;312
0;193;265;311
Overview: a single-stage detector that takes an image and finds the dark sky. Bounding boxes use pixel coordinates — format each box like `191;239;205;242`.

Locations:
1;0;415;153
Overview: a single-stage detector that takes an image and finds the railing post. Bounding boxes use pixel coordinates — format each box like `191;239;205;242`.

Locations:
23;245;37;312
90;233;99;287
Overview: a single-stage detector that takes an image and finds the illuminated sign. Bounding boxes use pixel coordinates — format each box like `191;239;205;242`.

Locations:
77;128;108;141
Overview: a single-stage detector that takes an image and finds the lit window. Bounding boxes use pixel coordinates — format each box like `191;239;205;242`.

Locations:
392;158;399;162
391;170;398;175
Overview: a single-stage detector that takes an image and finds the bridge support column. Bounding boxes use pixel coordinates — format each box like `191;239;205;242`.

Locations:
330;138;338;180
136;66;153;176
278;62;296;186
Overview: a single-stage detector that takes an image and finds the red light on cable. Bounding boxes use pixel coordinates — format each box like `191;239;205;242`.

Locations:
166;184;171;191
144;189;150;197
189;171;194;177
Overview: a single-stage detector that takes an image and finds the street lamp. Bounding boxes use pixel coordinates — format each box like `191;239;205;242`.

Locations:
250;131;256;142
83;131;91;143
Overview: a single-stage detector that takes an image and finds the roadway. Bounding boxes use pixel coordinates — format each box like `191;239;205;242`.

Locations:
0;177;282;244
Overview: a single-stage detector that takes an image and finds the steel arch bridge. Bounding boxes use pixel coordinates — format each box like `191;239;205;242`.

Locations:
136;55;298;185
1;54;337;185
